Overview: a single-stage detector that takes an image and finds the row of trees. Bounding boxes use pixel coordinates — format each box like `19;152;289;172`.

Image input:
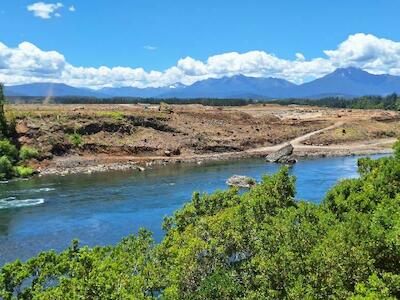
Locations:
10;93;400;110
1;142;400;298
9;96;258;106
273;93;400;111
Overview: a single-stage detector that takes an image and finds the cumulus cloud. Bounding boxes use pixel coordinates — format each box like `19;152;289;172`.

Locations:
1;33;400;88
68;5;75;12
324;33;400;75
27;2;63;19
0;42;65;75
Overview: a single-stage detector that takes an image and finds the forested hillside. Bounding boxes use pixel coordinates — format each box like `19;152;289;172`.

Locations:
1;143;400;299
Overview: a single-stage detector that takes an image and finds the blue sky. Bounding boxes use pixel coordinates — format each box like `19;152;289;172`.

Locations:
1;0;400;88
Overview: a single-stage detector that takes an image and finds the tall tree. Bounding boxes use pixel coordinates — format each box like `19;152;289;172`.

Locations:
0;83;7;136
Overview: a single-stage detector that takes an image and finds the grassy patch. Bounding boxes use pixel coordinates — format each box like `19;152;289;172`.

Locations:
333;127;366;141
67;133;83;148
96;111;125;121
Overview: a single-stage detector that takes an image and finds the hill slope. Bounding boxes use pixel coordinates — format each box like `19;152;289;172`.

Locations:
5;83;106;98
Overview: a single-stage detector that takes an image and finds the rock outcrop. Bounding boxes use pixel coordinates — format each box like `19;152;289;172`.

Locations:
226;175;256;188
266;143;297;164
277;156;297;164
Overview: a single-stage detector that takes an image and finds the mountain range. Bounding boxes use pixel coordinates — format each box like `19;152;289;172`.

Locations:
5;67;400;99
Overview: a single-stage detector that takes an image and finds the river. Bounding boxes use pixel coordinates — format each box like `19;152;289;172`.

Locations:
0;154;386;266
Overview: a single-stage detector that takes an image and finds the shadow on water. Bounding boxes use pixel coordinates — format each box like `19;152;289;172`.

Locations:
0;154;388;265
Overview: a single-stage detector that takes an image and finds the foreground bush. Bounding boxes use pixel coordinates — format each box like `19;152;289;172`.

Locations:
19;146;39;161
1;144;400;299
0;139;18;162
0;155;13;180
0;86;36;179
0;140;37;179
14;166;35;178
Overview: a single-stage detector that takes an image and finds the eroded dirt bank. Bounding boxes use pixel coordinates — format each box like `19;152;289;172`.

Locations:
10;103;399;175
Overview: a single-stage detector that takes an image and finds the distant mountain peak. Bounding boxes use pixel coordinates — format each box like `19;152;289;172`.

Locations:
295;67;400;98
330;67;367;77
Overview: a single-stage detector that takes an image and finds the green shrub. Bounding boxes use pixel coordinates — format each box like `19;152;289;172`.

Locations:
14;166;35;178
0;135;37;179
0;155;13;179
0;139;18;162
19;146;39;161
67;133;83;148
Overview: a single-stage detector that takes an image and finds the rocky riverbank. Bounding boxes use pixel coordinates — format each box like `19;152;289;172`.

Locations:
36;145;394;177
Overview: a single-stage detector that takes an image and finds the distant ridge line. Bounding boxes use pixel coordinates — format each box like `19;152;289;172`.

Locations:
5;67;400;99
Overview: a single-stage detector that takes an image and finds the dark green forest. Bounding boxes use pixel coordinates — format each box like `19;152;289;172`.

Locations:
9;93;400;110
1;142;400;299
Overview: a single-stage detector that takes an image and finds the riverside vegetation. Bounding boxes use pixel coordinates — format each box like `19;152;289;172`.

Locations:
1;142;400;299
0;83;38;180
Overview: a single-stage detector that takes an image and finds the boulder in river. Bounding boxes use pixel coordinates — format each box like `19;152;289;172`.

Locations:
266;143;294;163
226;175;256;188
277;156;297;165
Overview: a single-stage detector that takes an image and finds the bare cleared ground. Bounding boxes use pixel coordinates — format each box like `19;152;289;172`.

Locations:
8;103;399;174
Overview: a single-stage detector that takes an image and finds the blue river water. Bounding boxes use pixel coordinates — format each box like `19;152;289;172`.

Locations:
0;154;386;265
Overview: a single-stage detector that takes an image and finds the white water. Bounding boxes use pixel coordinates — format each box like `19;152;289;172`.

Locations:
0;197;45;209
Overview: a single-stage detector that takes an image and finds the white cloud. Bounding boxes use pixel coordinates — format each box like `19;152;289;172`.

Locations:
27;2;63;19
295;52;305;61
68;5;75;12
2;33;400;88
324;33;400;75
143;45;157;51
0;42;65;75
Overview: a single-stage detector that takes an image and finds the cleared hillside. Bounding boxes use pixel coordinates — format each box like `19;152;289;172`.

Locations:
7;103;399;174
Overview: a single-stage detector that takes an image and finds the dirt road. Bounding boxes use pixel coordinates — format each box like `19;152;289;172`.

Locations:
248;121;394;156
